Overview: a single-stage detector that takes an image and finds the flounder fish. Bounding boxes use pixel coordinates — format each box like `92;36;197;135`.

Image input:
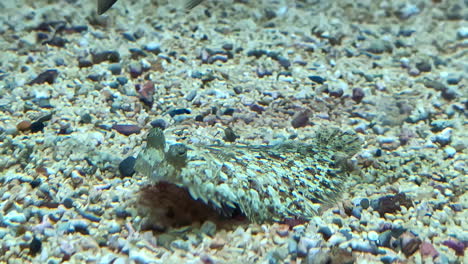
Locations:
97;0;205;14
135;127;362;223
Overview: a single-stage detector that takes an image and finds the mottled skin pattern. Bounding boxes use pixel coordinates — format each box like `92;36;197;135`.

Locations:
135;128;362;223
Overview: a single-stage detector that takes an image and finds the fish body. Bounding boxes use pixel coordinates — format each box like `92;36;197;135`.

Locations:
97;0;205;14
135;127;362;223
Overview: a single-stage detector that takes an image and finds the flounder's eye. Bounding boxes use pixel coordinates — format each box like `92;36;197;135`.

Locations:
167;144;188;167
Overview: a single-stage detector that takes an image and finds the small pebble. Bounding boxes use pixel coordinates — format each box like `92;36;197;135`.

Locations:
367;231;379;241
415;61;431;72
17;120;32;131
62;198;74;209
400;232;421;257
378;230;392;247
223;127;238;142
457;27;468;39
291;110;309;128
352;88;365;103
28;69;59;85
108;63;122;75
112;124;141;136
308;75;325;84
29;237;42;256
92;51;120;64
129;63;143;78
150;119;167;130
443;146;456;158
168;108;191;117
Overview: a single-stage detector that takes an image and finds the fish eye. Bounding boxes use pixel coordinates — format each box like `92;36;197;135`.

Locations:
167;144;188;167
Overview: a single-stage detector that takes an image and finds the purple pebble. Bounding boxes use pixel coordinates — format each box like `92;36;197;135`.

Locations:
442;239;466;256
112;124;141;136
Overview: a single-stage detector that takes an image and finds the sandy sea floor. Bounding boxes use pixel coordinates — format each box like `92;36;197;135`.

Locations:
0;0;467;263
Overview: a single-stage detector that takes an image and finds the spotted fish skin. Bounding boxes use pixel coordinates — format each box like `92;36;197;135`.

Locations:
135;127;362;223
97;0;205;14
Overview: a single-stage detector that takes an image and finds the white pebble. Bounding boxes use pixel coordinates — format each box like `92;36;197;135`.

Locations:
4;210;26;223
367;231;379;241
444;146;456;158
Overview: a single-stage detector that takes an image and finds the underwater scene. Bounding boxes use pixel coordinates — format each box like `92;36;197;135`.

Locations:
0;0;466;263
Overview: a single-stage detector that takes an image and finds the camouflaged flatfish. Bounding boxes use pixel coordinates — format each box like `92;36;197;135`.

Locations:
97;0;205;14
135;127;362;223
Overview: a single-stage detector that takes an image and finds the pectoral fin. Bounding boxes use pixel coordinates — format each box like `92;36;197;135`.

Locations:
97;0;118;14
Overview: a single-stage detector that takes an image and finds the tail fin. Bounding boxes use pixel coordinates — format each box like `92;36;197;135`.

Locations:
97;0;118;14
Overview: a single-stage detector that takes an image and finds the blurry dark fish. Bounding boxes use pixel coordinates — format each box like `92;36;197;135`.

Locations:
97;0;205;15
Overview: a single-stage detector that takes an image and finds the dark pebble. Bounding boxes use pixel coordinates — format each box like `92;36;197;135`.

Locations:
63;198;74;209
308;75;325;84
256;68;273;78
150;119;167;130
37;32;49;41
332;218;343;227
78;210;101;222
43;36;68;47
375;193;413;217
277;56;291;68
247;49;268;58
250;104;265;114
30;121;45;133
400;232;421;257
447;76;461;85
122;32;136;41
115;207;132;218
223;127;238;142
29;237;42;256
222;43;233;50
351;206;362;219
34;98;53;108
28;69;59;85
168;108;191;117
442;239;465;256
207;55;229;64
377;230;392;248
55;58;66;66
441;87;457;100
108;82;119;89
223;108;235;116
415;61;431;72
119;156;136;177
92;51;120;64
78;58;93;68
129;48;147;59
328;86;344;97
318;226;332;240
398;29;415;37
129;63;143;78
30;179;41;188
195;115;204;122
352;88;365;103
87;74;101;82
108;63;122;75
360;198;370;209
112;124;141;136
80;113;92;124
116;77;128;85
423;79;446;91
291;111;309;128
